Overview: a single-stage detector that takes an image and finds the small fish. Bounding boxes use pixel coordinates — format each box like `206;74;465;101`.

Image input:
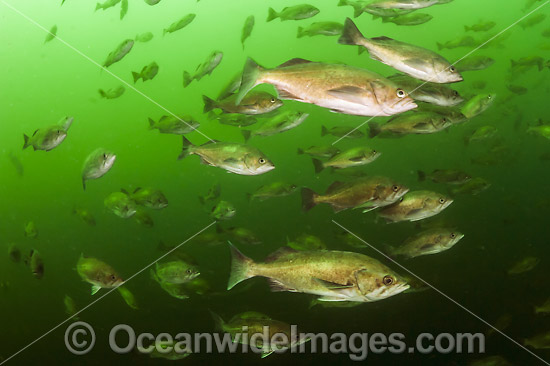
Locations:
98;85;125;99
451;177;491;195
543;28;550;38
199;184;221;205
64;295;79;319
388;74;463;107
178;136;275;175
378;190;453;223
461;93;496;119
313;146;381;172
77;255;123;294
241;15;255;48
456;56;495;72
95;0;121;11
464;21;496;32
203;91;282;115
81;149;116;190
133;209;154;228
527;123;550;139
386;228;464;259
519;13;546;29
297;21;343;38
102;39;134;68
8;243;21;263
287;234;327;251
297;145;340;159
217;225;262;245
511;56;544;71
26;249;44;279
211;113;257;128
135;32;153;43
508;256;540;275
151;260;200;284
148;114;200;135
302;176;408;212
183;51;223;87
463;126;498;145
524;331;550;349
227;243;410;302
248;182;298;201
128;187;168;209
363;5;414;18
339;18;462;83
321;125;364;139
104;191;137;218
144;0;161;5
120;0;128;20
369;112;452;137
534;298;550;315
72;208;97;226
507;84;528;95
24;221;38;239
336;231;368;248
138;341;191;360
163;13;196;36
381;13;433;26
132;61;158;83
7;151;24;176
117;286;138;310
338;0;372;18
437;36;478;50
368;0;438;9
267;4;319;22
211;200;236;220
23;116;73;151
417;169;471;185
44;25;57;43
414;104;467;123
243;111;308;140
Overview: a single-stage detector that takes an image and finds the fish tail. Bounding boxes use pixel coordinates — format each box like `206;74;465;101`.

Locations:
464;26;470;31
98;89;106;98
178;136;194;160
235;58;264;105
312;158;324;174
241;129;251;142
338;18;364;46
266;8;278;22
353;5;363;18
417;170;427;182
297;26;304;38
301;187;319;212
367;121;381;138
95;3;101;11
537;60;543;71
209;310;225;331
82;178;87;191
320;125;328;137
227;241;255;290
436;42;444;51
182;71;192;88
337;0;347;6
163;29;167;36
357;45;365;55
296;148;304;155
22;134;30;150
202;95;216;113
147;117;156;130
132;71;140;84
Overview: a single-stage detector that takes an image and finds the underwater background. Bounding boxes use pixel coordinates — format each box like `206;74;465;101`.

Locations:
1;0;550;364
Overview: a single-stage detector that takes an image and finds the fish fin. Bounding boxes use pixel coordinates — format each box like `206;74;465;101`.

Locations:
23;134;30;150
261;351;274;358
277;58;312;68
417;170;426;182
147;118;155;129
265;247;298;262
353;5;363;18
199;157;213;166
297;26;304;38
82;178;86;191
236;58;264;105
326;181;345;193
182;71;192;87
150;268;159;283
222;157;239;164
95;3;101;11
202;95;216;113
297;148;304;155
275;88;303;102
91;285;101;295
209;310;225;331
178;136;193;160
268;278;297;292
313;278;354;290
312;158;324;174
357;45;365;55
436;42;444;51
301;187;318;212
241;130;251;142
317;296;345;302
348;155;366;162
120;188;129;195
132;71;140;84
338;17;364;46
403;58;430;72
227;241;255;290
367;121;381;138
327;86;368;105
266;7;278;22
321;125;328;137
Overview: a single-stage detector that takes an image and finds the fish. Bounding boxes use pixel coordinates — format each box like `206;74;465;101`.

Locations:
210;311;310;358
217;73;242;100
210;200;236;220
81;148;116;190
337;0;372;18
203;91;283;115
77;255;124;294
507;84;528;95
527;123;550;139
95;0;121;11
455;55;495;72
472;80;486;90
436;35;478;50
178;136;275;175
464;21;496;32
543;28;550;38
217;225;262;245
127;187;168;209
133;209;154;228
267;5;320;22
243;111;308;140
519;13;546;29
377;190;453;223
524;331;550;349
386;228;464;259
369;111;452;137
297;21;343;38
120;0;128;20
8;243;21;263
102;39;134;68
247;181;298;201
511;56;544;71
163;13;196;35
313;146;381;172
199;184;221;205
98;85;125;99
287;234;327;251
148;114;200;135
24;221;38;239
131;61;159;83
381;13;433;26
387;74;463;107
7;151;24;176
236;57;416;117
367;0;438;9
297;145;340;159
534;298;550;314
72;208;97;226
460;93;496;119
417;169;471;185
336;231;369;248
138;341;191;360
26;249;44;279
144;0;161;5
135;32;153;43
23;116;73;151
151;260;200;284
44;25;57;43
363;6;414;18
211;113;257;128
321;125;364;139
153;280;190;300
339;18;462;83
117;286;138;310
414;104;467;124
302;176;408;212
64;295;79;319
468;356;513;366
227;243;410;302
463;126;497;145
507;256;540;275
241;15;255;48
183;51;223;87
104;191;137;218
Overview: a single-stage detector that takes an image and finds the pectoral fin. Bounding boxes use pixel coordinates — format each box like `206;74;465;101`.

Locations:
91;285;101;295
403;58;430;71
313;278;354;290
327;86;369;105
276;88;303;102
268;278;297;292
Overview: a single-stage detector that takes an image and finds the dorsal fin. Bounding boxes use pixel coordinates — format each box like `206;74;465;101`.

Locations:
325;181;345;194
133;187;142;194
277;58;312;68
372;36;394;41
265;246;298;263
32;129;39;137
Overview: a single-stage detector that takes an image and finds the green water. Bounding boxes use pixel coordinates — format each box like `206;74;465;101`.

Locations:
1;0;550;364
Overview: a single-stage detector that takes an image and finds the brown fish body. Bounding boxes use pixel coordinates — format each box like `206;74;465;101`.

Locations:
378;190;452;223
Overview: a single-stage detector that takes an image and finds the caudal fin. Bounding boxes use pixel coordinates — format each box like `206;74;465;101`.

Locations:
209;310;226;331
266;8;278;22
132;71;140;84
147;118;155;130
417;170;426;182
297;26;304;38
22;134;30;150
202;95;216;113
301;187;318;212
241;129;252;142
312;158;324;174
368;121;381;138
183;71;192;87
227;242;254;290
178;136;193;160
436;42;444;51
297;148;304;155
235;58;263;105
95;3;101;11
338;17;364;46
321;125;328;137
82;178;87;191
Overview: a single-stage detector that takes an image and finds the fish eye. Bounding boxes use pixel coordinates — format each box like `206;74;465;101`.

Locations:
270;98;276;103
186;269;192;274
442;118;448;123
450;233;456;238
439;198;446;204
396;89;406;98
453;91;459;96
110;275;116;280
449;66;456;72
258;158;266;164
392;185;399;192
383;275;394;286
